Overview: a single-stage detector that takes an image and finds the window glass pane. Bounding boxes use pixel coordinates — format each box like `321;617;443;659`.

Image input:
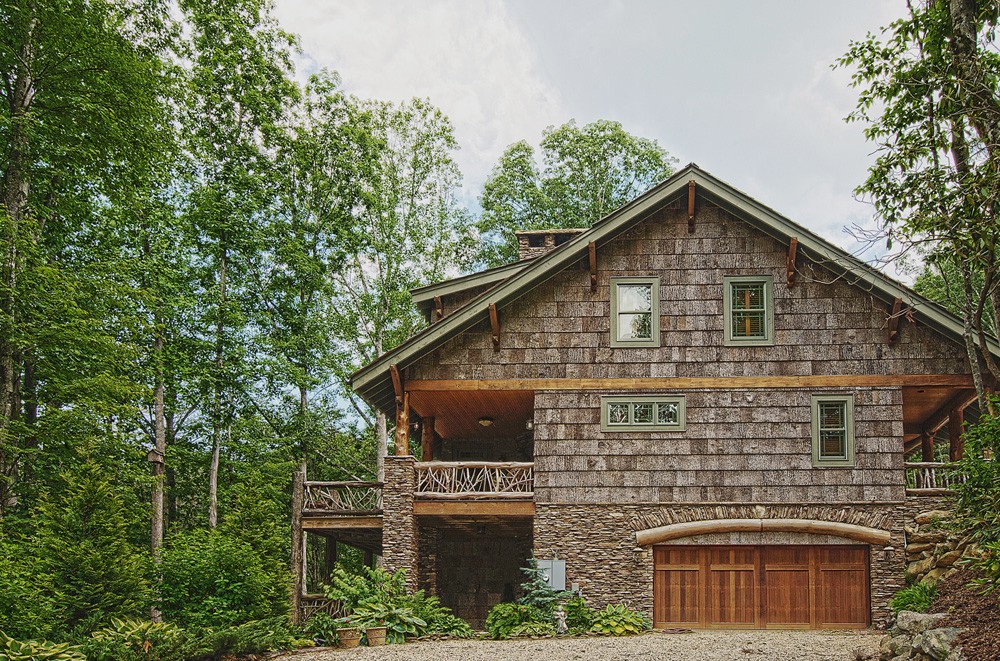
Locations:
819;402;845;430
731;282;765;311
657;402;678;425
820;430;847;458
633;403;653;424
618;313;652;340
731;311;766;338
608;403;629;425
618;284;652;312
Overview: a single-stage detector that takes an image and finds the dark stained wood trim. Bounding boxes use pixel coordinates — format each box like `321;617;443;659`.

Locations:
421;416;435;461
920;389;978;435
433;296;443;321
406;374;974;392
786;237;798;288
489;303;500;351
413;500;535;517
887;297;904;345
390;364;403;403
687;180;697;233
588;241;598;292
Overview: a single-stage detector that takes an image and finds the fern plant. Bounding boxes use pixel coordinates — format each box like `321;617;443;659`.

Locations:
889;584;937;614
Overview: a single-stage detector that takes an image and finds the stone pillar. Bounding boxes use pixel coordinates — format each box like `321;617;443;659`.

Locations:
382;455;418;590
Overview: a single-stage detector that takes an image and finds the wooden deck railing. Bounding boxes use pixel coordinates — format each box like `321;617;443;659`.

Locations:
905;462;964;495
414;461;533;499
303;481;383;514
300;594;347;621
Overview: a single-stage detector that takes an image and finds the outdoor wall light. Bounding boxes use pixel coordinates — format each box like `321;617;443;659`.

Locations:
477;416;494;427
525;419;534;430
883;546;895;562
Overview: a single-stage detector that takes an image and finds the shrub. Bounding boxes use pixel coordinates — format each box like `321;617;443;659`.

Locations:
302;613;339;644
84;618;184;661
0;633;86;661
588;604;650;636
0;537;59;641
890;583;937;614
508;621;555;637
158;529;287;628
562;596;594;633
485;602;546;640
323;565;407;612
518;557;573;613
397;592;473;638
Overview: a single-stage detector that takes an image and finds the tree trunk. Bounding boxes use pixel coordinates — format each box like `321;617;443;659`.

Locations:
298;382;308;477
208;242;227;529
376;411;387;482
151;331;166;551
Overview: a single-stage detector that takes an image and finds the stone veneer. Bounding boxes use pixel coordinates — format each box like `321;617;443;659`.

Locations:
533;498;949;628
381;456;418;590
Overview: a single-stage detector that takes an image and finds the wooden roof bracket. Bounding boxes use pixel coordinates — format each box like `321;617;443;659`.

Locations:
687;180;696;233
588;241;597;292
390;364;403;405
887;297;904;345
433;295;443;321
489;303;500;351
786;237;798;288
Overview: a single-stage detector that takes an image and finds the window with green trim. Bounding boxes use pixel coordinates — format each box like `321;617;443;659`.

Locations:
600;395;685;431
610;277;659;347
811;395;855;467
723;275;774;346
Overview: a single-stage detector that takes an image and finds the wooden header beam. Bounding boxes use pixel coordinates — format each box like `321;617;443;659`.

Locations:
635;518;891;546
786;237;798;288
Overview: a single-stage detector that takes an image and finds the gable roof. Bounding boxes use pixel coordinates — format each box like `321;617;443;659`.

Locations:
410;260;528;317
352;163;1000;414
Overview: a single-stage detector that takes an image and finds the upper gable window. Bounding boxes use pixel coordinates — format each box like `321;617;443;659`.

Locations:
811;394;855;467
723;275;774;346
610;277;660;348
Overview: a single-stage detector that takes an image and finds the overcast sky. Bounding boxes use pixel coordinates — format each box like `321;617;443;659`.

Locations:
273;0;906;255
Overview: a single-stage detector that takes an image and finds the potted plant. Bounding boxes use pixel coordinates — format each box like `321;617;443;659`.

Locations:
333;616;362;648
363;620;387;646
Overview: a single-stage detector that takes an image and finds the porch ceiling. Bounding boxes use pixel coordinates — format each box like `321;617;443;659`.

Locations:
901;385;977;437
408;389;534;440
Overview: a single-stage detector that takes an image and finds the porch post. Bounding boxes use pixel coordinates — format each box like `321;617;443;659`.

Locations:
949;407;964;462
290;470;305;624
421;416;435;461
920;432;934;462
323;537;337;582
395;392;410;456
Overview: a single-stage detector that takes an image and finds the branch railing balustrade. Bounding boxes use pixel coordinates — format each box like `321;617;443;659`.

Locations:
905;462;964;494
303;481;383;514
414;461;534;498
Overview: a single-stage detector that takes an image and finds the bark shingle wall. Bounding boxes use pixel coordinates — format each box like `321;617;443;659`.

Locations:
533;387;904;503
411;204;967;381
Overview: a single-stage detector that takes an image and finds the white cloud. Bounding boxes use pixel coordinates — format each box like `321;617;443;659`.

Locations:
274;0;567;200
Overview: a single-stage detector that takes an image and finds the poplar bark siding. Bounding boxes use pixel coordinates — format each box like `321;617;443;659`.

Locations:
407;204;967;503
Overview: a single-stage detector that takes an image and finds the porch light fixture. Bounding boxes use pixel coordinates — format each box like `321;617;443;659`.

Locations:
883;546;895;562
478;416;494;427
525;419;534;430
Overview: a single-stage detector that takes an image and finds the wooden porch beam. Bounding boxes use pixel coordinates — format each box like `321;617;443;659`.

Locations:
588;241;597;292
887;297;904;345
917;389;978;436
489;303;500;351
786;237;798;288
390;364;403;404
405;374;974;392
687;180;696;233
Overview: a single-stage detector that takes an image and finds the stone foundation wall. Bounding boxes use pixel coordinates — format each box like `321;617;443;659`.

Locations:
533;501;935;627
382;456;418;590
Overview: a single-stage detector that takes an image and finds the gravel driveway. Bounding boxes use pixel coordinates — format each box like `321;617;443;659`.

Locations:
276;630;880;661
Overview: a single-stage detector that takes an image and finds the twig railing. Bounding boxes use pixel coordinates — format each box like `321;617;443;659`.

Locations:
300;594;347;621
414;461;533;499
905;462;964;495
303;481;383;514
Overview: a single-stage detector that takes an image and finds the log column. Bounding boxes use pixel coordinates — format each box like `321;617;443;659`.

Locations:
949;407;964;462
920;432;935;462
421;417;435;461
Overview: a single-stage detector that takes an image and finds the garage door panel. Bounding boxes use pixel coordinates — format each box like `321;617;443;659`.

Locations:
653;544;869;630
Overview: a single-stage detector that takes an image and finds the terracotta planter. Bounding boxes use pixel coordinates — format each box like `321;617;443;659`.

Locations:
337;627;362;648
364;626;387;646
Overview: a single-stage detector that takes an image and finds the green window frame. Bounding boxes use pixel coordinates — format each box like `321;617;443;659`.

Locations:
610;277;660;348
600;395;686;432
811;394;855;467
723;275;774;346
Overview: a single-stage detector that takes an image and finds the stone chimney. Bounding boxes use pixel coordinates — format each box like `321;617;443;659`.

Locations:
514;228;588;261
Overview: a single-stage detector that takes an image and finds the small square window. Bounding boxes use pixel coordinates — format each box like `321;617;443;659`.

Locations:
811;395;855;467
723;275;774;346
610;277;660;348
601;395;686;432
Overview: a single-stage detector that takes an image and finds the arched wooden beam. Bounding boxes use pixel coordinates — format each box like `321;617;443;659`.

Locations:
634;518;891;546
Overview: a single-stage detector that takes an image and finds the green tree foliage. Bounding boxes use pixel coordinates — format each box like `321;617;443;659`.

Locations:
839;0;1000;408
477;119;675;266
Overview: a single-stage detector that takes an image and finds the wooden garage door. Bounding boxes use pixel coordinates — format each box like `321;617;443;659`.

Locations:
653;545;868;629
